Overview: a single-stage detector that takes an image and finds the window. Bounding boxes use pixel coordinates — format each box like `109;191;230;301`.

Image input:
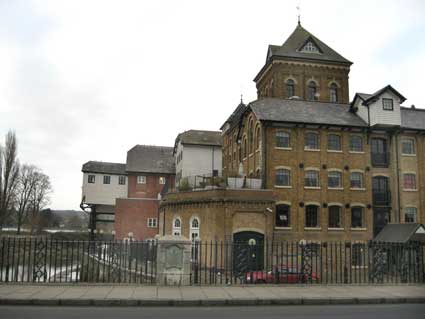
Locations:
286;79;295;97
350;172;364;189
190;217;200;240
403;173;417;190
351;207;364;228
304;132;319;150
401;139;415;155
159;176;166;185
276;131;290;148
305;170;319;188
328;134;341;151
275;169;291;187
88;175;95;183
371;138;388;167
301;41;319;53
276;204;290;227
103;175;111;184
248;120;254;153
173;218;181;236
137;175;146;184
382;98;394;111
255;126;261;150
329;83;338;103
243;137;247;158
328;206;342;228
349;135;363;152
307;81;317;100
305;205;319;228
118;176;126;185
328;171;342;188
147;218;157;228
352;243;366;267
405;207;417;223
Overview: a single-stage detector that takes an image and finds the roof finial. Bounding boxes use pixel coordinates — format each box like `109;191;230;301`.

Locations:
240;94;244;104
296;4;301;26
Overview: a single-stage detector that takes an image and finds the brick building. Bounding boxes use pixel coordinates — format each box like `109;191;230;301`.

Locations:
160;23;425;245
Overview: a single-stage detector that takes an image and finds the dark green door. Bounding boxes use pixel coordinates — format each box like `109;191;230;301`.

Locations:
233;231;264;276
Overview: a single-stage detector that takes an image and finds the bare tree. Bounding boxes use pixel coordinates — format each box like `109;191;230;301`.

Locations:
0;131;20;228
28;171;52;233
15;164;38;234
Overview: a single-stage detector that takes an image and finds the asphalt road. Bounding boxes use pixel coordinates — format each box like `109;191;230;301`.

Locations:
0;304;424;319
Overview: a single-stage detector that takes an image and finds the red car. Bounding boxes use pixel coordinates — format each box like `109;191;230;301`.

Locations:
244;265;319;284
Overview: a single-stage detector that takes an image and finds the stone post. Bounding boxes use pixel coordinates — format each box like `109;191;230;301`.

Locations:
156;235;192;286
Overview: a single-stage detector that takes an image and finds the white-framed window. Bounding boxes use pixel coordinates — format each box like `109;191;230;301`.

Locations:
401;139;415;155
404;207;417;223
147;218;157;228
403;173;417;190
118;176;126;185
159;176;166;185
301;41;319;53
328;205;342;228
275;168;291;187
173;218;181;236
328;171;342;188
304;132;319;150
382;98;394;111
103;175;111;184
305;170;319;188
137;175;146;184
88;175;95;183
276;131;290;148
349;135;363;152
350;172;364;189
328;134;341;151
190;217;200;241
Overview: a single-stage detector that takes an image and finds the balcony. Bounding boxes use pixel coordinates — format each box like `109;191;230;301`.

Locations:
371;152;390;168
372;191;391;206
171;174;263;192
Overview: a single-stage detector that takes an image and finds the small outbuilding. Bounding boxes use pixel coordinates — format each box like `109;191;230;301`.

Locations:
374;223;425;243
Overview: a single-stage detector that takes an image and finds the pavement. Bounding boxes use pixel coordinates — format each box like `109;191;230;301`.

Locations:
0;284;424;307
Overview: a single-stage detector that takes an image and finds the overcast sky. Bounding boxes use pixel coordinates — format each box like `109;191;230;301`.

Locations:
1;0;424;210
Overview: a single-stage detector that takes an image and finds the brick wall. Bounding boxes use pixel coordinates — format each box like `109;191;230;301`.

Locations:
127;173;174;198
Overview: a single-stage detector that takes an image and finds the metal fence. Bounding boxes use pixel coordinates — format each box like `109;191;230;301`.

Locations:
1;237;424;285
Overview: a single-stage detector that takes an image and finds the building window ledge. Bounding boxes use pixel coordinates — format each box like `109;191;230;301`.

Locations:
350;188;366;191
304;227;322;231
401;153;416;157
328;187;344;191
274;185;292;189
304;186;321;190
275;226;292;230
349;151;365;154
327;150;343;153
351;227;367;231
328;227;344;231
249;153;254;158
403;189;418;192
304;148;320;152
275;147;292;151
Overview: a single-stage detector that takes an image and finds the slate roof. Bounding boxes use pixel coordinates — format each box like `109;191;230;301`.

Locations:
374;223;425;243
220;101;247;130
126;145;175;174
401;107;425;130
82;161;126;175
255;24;351;80
249;98;368;127
176;130;222;147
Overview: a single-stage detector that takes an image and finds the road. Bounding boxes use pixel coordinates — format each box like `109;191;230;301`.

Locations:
0;304;424;319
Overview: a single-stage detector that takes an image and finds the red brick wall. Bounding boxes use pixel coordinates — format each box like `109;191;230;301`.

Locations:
115;198;160;240
127;173;175;198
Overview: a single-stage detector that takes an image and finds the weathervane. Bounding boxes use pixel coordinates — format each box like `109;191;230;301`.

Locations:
296;4;301;25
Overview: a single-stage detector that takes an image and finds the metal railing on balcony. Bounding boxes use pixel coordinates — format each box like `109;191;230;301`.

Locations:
373;192;391;206
171;174;263;192
371;152;390;167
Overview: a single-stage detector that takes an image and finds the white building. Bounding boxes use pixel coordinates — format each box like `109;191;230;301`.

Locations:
173;130;222;186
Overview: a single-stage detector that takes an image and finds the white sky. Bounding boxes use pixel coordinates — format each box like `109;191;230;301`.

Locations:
1;0;424;210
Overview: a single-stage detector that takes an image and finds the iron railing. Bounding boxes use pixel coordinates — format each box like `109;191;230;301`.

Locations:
0;237;424;285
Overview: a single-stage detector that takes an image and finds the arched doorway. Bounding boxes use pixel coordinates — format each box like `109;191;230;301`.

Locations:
233;231;264;275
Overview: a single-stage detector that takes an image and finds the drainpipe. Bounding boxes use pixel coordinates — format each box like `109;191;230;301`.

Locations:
395;130;402;223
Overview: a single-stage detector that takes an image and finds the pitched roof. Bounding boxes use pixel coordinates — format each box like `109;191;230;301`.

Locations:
401;107;425;130
374;223;425;243
362;85;407;105
126;145;175;174
82;161;126;175
176;130;222;147
220;101;247;130
249;98;368;127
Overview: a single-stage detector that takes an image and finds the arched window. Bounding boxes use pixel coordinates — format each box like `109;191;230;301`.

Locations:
275;169;291;187
255;125;261;150
329;83;338;103
351;206;364;228
173;218;181;236
243;137;247;158
286;79;295;98
305;170;320;188
307;81;317;100
305;205;319;228
304;132;319;150
276;204;290;227
328;205;342;228
276;131;290;148
190;217;200;240
248;120;254;153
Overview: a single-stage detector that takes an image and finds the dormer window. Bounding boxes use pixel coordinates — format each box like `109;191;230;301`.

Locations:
307;81;317;101
382;98;394;111
301;41;320;53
